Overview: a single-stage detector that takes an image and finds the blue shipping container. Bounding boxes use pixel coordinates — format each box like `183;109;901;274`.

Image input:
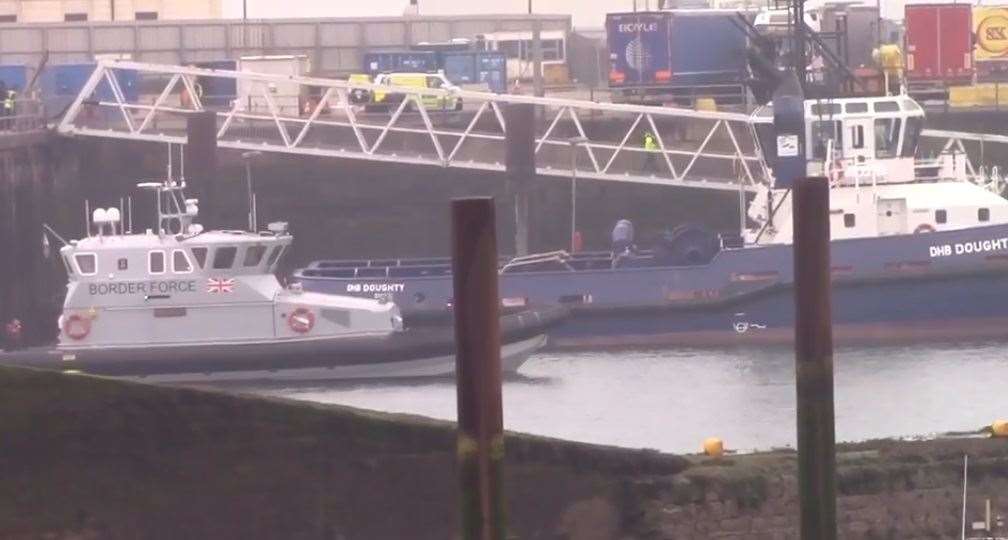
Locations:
39;64;139;118
606;11;747;88
606;12;672;87
0;65;28;91
442;52;476;84
362;51;438;76
476;52;507;93
363;50;507;93
669;12;748;86
194;60;237;109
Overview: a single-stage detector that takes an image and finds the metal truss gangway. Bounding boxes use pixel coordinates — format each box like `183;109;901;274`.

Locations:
56;60;771;193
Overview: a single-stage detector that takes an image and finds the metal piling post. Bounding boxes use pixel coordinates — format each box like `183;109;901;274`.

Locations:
793;176;838;540
451;197;506;540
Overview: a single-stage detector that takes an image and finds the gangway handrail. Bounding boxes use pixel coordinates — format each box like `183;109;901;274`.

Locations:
57;59;772;193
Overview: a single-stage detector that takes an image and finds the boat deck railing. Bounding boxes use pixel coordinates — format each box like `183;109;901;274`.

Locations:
298;249;671;279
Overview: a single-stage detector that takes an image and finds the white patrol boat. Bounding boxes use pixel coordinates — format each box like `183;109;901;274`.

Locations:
1;178;560;381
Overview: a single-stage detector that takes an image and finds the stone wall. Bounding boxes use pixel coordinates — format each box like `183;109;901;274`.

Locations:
630;440;1008;539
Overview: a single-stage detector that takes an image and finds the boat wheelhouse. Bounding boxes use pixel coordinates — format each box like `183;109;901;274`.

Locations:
747;94;1008;244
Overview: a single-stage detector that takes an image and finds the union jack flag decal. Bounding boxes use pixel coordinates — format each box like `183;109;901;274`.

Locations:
206;277;235;293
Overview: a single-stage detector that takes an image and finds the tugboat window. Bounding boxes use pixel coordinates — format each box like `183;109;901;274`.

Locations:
851;125;865;149
874;118;901;158
75;253;97;275
213;247;238;269
810;120;842;160
901;116;924;157
873;101;900;112
148;251;166;274
191;247;208;268
979;208;990;222
936;210;947;224
172;250;192;273
117;258;128;271
845;102;868;113
844;213;856;228
244;245;267;267
265;246;284;267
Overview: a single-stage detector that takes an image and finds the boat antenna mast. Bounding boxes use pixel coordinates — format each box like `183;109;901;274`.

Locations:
789;0;807;91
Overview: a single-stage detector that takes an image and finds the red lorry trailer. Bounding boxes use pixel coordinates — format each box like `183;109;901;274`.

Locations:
905;3;974;98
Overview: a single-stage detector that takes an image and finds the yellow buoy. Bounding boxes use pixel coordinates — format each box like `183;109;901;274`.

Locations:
703;437;725;457
992;419;1008;437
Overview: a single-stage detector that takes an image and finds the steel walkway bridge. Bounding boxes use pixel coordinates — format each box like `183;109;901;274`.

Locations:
55;60;1008;195
56;60;772;193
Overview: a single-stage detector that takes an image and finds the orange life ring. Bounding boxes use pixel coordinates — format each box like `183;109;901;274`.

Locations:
64;313;91;340
288;307;315;334
914;223;936;234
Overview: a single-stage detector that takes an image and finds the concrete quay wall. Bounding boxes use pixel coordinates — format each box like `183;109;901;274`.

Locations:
1;365;1005;540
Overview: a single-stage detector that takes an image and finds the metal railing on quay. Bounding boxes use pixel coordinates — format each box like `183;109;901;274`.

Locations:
0;99;47;134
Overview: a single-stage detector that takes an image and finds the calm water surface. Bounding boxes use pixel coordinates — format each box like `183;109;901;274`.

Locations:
249;341;1008;454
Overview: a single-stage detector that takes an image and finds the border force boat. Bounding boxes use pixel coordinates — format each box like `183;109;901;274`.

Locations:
295;94;1008;348
0;177;560;381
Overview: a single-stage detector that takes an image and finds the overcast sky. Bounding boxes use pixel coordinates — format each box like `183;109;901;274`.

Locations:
223;0;909;28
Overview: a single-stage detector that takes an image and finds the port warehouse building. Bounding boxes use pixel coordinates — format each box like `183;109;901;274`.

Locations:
0;12;574;80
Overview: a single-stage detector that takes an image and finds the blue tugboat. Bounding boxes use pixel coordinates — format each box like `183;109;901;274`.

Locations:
295;94;1008;348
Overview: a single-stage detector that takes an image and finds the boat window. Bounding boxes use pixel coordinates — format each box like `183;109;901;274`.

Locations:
850;125;865;149
844;213;856;228
265;245;285;267
810;102;841;116
874;118;901;158
212;246;238;269
936;210;947;224
900;97;922;111
75;253;97;275
901;116;923;158
243;245;267;267
810;120;842;159
845;102;868;114
172;250;192;273
873;101;900;112
148;251;166;274
117;258;128;271
191;247;208;268
979;208;990;222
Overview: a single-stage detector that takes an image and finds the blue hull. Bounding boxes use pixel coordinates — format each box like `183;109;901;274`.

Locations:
294;224;1008;348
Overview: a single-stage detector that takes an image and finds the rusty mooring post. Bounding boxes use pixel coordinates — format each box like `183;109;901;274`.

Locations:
451;197;506;540
793;176;837;540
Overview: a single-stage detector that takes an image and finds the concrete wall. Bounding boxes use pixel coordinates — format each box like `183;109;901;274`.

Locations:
0;14;572;73
1;365;1006;539
0;130;67;344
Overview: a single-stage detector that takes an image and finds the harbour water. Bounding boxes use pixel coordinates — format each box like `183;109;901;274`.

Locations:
250;340;1008;454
